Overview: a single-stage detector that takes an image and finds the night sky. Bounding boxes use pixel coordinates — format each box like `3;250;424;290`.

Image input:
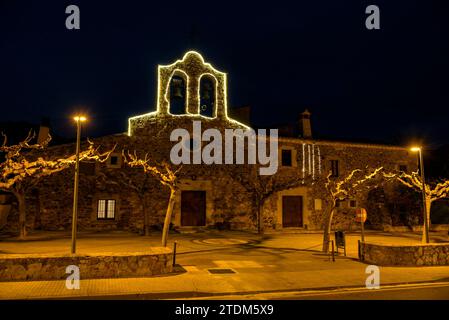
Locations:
1;1;448;147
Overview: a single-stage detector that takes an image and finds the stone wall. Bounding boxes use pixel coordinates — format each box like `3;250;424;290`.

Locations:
362;242;449;266
0;248;173;281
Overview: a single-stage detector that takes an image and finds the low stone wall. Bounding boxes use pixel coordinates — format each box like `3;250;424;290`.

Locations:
362;242;449;266
0;248;173;281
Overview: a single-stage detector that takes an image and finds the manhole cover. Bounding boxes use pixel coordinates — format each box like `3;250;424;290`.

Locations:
208;268;236;274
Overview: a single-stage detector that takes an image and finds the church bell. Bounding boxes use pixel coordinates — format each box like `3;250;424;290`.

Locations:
172;78;184;99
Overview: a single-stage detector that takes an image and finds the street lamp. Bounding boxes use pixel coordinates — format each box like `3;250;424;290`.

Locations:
71;115;87;254
410;146;430;243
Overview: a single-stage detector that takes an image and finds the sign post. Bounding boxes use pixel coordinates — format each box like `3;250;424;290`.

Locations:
355;208;367;243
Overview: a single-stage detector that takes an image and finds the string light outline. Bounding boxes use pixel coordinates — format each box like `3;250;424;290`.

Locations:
128;51;250;136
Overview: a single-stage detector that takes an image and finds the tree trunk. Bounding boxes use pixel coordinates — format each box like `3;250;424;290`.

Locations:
423;197;432;241
322;203;336;253
15;192;27;239
161;188;176;247
143;196;150;236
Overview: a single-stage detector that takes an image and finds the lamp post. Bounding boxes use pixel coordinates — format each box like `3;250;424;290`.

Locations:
71;116;87;254
411;147;429;244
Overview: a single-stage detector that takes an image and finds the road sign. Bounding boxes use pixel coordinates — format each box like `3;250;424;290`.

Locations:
355;207;367;223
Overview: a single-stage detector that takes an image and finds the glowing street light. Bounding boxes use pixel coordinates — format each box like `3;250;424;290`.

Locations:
71;115;87;255
73;116;87;122
410;146;430;243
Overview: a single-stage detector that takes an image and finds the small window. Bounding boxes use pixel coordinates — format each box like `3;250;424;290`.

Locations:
107;153;121;168
335;199;344;208
97;199;115;220
314;199;322;210
398;165;407;172
329;160;339;177
281;149;293;167
349;200;357;208
110;156;118;166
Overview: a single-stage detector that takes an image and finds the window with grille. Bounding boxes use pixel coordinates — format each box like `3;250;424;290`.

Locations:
97;199;116;220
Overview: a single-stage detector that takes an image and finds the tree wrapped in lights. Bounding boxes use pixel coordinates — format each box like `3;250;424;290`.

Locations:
0;131;113;238
123;151;181;246
322;167;386;252
385;170;449;240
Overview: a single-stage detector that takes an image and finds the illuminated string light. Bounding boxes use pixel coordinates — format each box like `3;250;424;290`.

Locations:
312;144;315;180
302;143;306;180
308;144;311;176
317;146;322;176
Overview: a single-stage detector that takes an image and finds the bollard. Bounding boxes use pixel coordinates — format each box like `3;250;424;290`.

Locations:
173;241;178;267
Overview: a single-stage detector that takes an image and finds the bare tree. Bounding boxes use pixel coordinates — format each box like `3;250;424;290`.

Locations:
123;151;181;246
0;131;113;238
385;170;449;240
322;167;385;252
234;165;307;234
121;172;153;236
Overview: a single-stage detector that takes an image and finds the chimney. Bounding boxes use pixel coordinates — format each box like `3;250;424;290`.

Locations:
37;117;50;145
299;109;312;138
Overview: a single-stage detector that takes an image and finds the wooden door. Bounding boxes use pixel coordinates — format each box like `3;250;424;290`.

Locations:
282;196;303;227
181;191;206;226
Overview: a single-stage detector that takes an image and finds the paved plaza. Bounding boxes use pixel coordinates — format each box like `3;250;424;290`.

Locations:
1;230;449;299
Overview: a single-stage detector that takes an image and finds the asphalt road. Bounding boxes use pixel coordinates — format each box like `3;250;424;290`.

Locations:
268;283;449;300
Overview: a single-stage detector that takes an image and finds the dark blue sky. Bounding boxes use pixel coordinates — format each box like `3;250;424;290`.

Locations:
1;1;448;147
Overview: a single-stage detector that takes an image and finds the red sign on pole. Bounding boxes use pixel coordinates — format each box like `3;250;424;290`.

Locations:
355;208;367;223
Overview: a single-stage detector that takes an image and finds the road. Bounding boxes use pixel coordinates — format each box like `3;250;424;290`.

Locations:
220;282;449;300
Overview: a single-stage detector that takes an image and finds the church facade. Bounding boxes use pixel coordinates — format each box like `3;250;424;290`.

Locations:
3;51;420;234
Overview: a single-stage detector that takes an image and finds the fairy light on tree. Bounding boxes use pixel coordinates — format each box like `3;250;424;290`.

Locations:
384;170;449;243
321;167;386;252
123;151;182;247
0;131;113;238
234;164;310;234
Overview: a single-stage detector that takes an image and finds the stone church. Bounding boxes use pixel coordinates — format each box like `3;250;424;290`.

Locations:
2;51;420;234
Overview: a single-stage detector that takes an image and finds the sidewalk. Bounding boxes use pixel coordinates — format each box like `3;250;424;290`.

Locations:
2;261;449;299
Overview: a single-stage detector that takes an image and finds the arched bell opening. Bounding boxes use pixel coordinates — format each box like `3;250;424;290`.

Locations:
169;74;187;115
199;75;216;118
